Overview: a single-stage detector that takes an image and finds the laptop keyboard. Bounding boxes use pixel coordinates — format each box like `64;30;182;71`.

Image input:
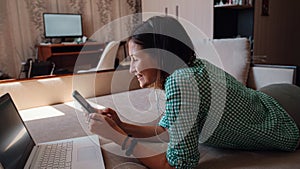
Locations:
36;141;73;169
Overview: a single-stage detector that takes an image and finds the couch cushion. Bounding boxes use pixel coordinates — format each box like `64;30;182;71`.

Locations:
195;38;251;85
259;83;300;127
213;38;251;85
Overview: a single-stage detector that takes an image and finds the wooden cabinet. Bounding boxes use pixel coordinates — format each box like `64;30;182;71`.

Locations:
141;0;213;38
213;1;254;54
37;42;104;73
141;0;255;47
213;4;254;39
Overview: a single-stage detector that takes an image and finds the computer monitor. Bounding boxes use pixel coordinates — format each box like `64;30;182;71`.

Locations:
43;13;83;39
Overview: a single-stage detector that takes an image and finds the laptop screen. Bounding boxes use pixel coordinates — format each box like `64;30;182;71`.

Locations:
0;94;35;169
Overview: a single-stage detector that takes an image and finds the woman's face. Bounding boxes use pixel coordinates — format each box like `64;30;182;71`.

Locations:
128;40;159;88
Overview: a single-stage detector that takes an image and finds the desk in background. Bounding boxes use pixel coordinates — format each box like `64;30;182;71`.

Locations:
37;42;104;72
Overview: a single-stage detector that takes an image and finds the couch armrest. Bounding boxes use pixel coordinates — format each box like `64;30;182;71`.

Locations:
247;64;298;90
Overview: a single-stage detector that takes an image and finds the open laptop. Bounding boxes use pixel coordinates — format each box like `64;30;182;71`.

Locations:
0;93;105;169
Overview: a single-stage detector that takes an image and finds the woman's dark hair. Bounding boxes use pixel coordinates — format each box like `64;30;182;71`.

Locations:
128;16;196;88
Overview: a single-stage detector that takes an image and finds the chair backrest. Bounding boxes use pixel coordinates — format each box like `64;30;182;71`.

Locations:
26;59;55;78
96;41;120;71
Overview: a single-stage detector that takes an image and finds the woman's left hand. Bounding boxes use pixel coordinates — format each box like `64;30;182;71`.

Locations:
89;113;127;141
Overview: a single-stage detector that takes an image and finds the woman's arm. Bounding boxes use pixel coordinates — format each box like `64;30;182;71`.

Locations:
99;108;169;142
89;113;174;169
120;122;169;142
109;127;175;169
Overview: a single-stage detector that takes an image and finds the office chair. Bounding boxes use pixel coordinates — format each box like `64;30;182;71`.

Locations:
23;59;55;78
77;41;120;73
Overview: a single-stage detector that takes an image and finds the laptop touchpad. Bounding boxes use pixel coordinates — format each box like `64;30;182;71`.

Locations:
77;146;97;161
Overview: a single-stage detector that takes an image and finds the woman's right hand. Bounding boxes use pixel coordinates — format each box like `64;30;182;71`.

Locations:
96;108;123;128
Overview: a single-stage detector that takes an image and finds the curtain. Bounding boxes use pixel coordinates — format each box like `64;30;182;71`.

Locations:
0;0;141;78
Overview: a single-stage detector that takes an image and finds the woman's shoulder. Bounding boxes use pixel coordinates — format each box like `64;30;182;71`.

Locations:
170;59;203;75
166;59;205;85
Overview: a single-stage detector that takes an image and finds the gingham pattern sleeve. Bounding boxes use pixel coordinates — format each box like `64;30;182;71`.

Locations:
159;69;202;169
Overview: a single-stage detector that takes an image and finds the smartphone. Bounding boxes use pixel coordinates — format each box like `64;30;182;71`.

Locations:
72;90;95;114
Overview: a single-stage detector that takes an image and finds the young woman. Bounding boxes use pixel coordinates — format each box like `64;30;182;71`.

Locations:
88;16;300;169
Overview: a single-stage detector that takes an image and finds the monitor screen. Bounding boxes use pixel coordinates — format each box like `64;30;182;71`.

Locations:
43;13;83;38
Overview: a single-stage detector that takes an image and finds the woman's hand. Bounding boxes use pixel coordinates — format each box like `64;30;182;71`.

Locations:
89;112;126;141
96;108;124;129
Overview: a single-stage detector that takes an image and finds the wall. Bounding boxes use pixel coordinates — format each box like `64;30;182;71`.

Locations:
141;0;213;39
253;0;300;66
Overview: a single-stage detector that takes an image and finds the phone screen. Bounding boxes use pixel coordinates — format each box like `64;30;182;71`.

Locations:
72;90;95;114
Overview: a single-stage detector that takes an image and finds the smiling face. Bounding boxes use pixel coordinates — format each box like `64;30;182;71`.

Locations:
128;40;159;88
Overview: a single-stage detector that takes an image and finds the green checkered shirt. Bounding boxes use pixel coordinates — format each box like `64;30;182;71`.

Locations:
159;59;300;169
